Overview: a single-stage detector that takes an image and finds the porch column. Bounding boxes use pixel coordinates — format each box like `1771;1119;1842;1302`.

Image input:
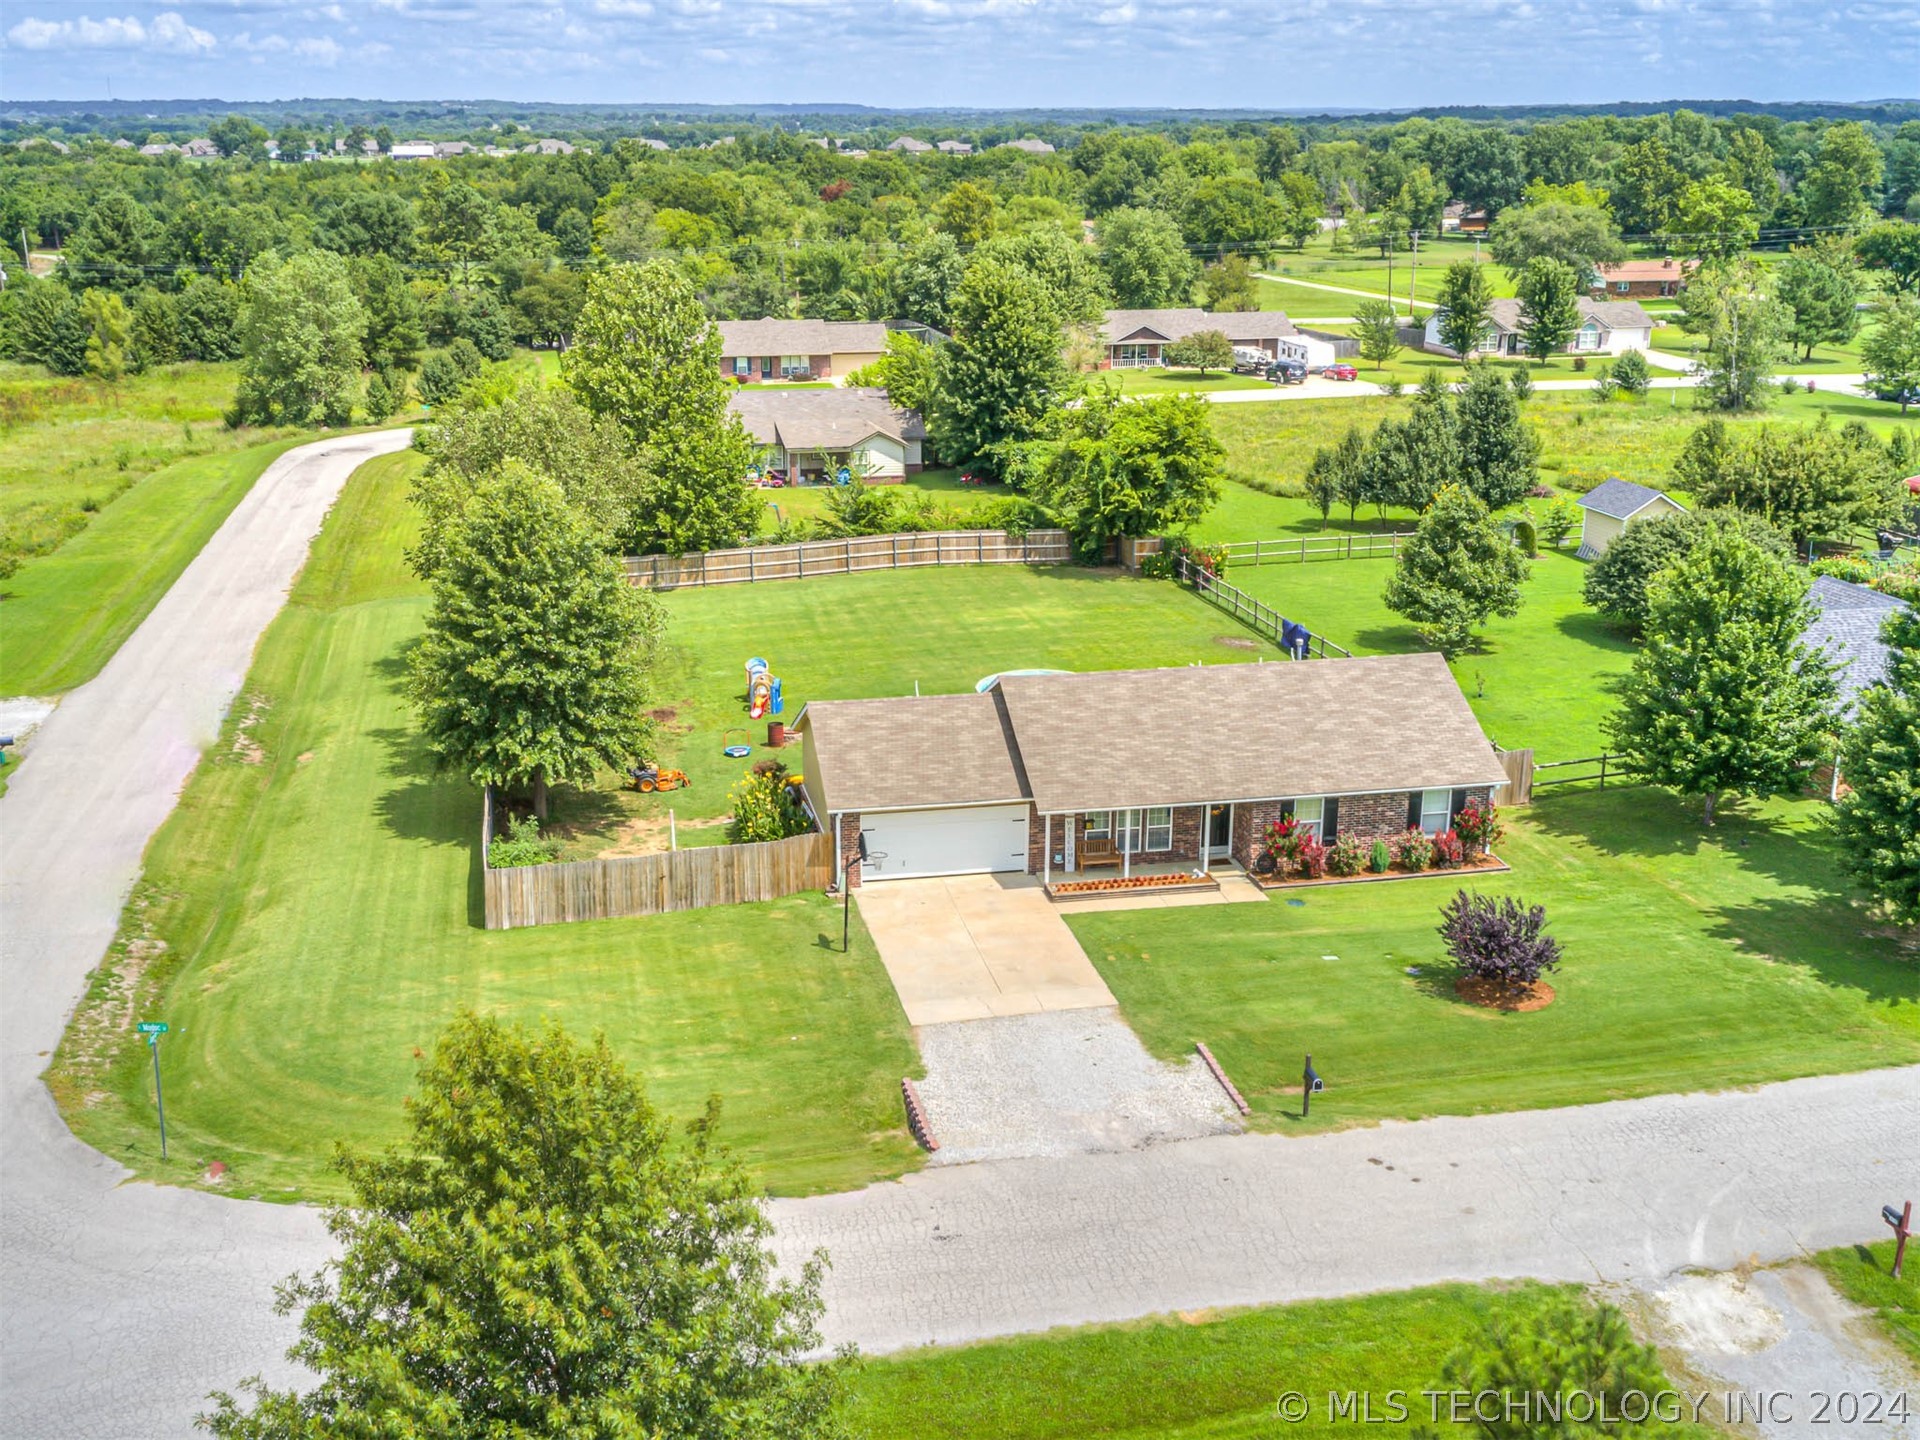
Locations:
1043;814;1052;888
1122;811;1131;879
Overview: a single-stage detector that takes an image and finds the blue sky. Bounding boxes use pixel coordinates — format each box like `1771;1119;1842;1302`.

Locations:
5;0;1918;110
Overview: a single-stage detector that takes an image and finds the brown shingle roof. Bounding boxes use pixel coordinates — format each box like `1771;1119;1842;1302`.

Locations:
726;388;924;450
799;656;1507;817
995;657;1507;812
1594;259;1694;283
798;692;1029;814
1483;296;1653;334
1100;308;1299;346
715;319;889;356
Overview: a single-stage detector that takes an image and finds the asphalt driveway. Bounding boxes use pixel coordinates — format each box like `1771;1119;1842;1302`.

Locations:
854;873;1115;1025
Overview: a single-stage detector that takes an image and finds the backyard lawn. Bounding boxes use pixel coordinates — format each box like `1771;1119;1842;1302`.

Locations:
1100;367;1271;396
51;447;925;1202
845;1282;1661;1439
1222;549;1631;760
1068;786;1920;1134
745;467;1006;533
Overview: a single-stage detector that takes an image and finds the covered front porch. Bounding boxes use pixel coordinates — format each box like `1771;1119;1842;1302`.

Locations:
1035;802;1241;889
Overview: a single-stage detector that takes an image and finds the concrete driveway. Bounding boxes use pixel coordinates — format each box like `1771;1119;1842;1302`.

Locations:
854;874;1115;1025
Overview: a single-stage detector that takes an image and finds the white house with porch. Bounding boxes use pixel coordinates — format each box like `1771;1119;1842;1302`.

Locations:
1423;297;1654;359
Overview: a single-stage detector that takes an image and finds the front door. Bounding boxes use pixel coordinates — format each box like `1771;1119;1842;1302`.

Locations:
1207;804;1232;866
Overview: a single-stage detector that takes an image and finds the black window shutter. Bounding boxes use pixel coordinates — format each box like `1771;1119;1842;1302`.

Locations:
1405;792;1422;829
1323;797;1341;838
1279;799;1296;822
1449;789;1469;825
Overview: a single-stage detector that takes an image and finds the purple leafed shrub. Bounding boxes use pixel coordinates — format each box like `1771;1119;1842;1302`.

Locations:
1438;890;1562;992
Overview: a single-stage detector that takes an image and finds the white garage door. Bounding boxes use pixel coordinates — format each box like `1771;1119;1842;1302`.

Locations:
860;804;1030;880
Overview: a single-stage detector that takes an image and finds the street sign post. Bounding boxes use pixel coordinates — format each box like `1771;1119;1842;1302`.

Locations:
137;1022;169;1160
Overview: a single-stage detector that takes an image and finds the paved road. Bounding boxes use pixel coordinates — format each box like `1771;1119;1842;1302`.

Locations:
771;1066;1920;1354
0;431;410;1439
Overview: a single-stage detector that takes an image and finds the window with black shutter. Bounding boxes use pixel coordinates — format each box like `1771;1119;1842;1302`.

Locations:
1405;793;1422;830
1323;797;1341;839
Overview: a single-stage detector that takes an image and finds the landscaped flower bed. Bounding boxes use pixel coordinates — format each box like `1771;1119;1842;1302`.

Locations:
1050;872;1218;896
1250;852;1508;890
1252;801;1511;890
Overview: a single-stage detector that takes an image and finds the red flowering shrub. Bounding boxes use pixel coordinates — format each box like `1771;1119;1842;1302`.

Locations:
1431;829;1465;868
1263;817;1304;872
1297;835;1328;879
1453;799;1504;856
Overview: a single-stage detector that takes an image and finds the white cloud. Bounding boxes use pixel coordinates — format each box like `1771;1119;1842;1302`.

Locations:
7;10;216;53
295;34;343;61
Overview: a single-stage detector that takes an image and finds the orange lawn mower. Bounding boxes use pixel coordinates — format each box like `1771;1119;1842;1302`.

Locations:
625;762;690;793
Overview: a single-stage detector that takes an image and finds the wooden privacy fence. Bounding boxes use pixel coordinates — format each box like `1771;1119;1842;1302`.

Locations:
482;791;832;929
1217;532;1415;568
1496;747;1535;805
1178;557;1352;659
623;528;1072;590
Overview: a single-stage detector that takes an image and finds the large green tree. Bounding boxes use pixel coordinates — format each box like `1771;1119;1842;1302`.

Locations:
1453;362;1539;511
1679;259;1788;412
926;258;1073;477
1604;527;1837;825
1351;297;1403;371
61;190;154;292
1382;483;1529;657
1433;260;1495;360
1834;608;1920;925
842;330;939;412
1680;416;1902;552
1513;256;1581;362
1096;205;1198;309
1856;223;1920;295
1019;391;1223;556
1861;293;1920;412
1488;199;1627;284
203;1013;844;1440
228;249;368;428
409;464;661;816
1581;506;1792;631
565;260;759;554
1774;239;1863;361
1797;121;1884;227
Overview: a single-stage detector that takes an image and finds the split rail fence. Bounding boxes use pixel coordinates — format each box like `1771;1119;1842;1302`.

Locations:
1178;557;1352;659
481;790;832;929
623;528;1072;590
1216;532;1415;568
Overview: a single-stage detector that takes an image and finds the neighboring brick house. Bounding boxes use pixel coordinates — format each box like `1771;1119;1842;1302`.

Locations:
1097;308;1301;369
714;318;888;381
1423;297;1655;359
1591;259;1693;299
792;656;1508;886
727;387;925;483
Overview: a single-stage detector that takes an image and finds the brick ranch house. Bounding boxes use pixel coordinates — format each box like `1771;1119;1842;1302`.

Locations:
727;387;925;484
714;318;888;381
1591;259;1693;299
1096;308;1301;369
1422;297;1654;359
792;656;1509;886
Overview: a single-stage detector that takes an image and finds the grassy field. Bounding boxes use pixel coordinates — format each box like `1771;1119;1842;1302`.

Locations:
1224;549;1628;759
1206;389;1920;502
1810;1240;1919;1364
1650;323;1875;374
0;361;297;573
50;447;925;1202
550;552;1288;855
0;437;320;696
844;1282;1684;1438
1100;367;1271;396
1067;786;1920;1135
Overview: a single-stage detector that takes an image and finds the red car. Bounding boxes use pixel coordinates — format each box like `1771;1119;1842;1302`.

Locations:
1324;363;1359;381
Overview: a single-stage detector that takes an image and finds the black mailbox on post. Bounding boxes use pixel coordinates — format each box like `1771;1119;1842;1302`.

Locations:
1302;1055;1325;1116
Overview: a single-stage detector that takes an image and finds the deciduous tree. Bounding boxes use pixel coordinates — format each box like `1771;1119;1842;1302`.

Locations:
408;464;661;816
1453;363;1539;510
1096;205;1197;308
1680;259;1788;412
1581;506;1790;631
1199;253;1258;312
926;258;1072;476
1164;328;1234;375
1513;255;1580;361
1775;239;1863;360
1383;483;1528;656
1433;260;1495;361
1604;526;1837;825
228;249;368;428
1488;199;1627;283
202;1013;844;1440
1019;391;1223;557
1861;293;1920;412
1352;297;1403;370
1856;223;1920;295
1834;609;1920;925
565;260;759;553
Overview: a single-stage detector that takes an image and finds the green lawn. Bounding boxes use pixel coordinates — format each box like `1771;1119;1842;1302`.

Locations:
551;552;1288;853
0;360;297;573
845;1282;1686;1439
1651;323;1875;374
50;447;925;1203
0;437;320;696
1100;367;1271;396
1810;1240;1919;1364
1067;787;1920;1135
1226;549;1629;760
747;468;1006;533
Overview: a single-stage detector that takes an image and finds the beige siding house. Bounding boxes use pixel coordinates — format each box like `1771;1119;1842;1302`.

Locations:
1423;297;1655;358
728;387;925;483
1575;479;1687;558
715;319;888;382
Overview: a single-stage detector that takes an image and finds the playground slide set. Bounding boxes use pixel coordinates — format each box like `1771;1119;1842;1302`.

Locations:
745;657;784;720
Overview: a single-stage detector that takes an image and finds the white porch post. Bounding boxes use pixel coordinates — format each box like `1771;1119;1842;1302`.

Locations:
1043;814;1052;888
1122;810;1132;879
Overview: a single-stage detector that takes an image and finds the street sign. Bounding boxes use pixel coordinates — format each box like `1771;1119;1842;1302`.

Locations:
136;1021;168;1036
